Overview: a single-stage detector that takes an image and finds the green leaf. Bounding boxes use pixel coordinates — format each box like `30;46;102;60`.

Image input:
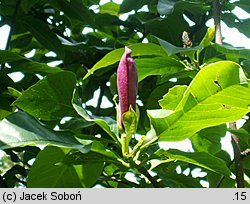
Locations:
157;0;175;15
234;0;250;13
207;171;235;188
27;146;83;187
0;111;89;152
159;85;188;110
120;0;151;13
20;16;65;58
81;162;104;187
0;50;25;63
73;101;119;144
197;27;215;57
243;156;250;170
157;0;210;16
100;2;120;16
156;36;202;56
0;109;12;120
49;0;93;25
148;61;250;141
162;173;203;188
13;71;76;120
190;125;226;155
153;149;231;176
135;57;185;82
199;27;215;48
122;106;139;137
14;62;62;74
21;0;42;12
204;43;250;63
83;43;168;80
224;16;250;39
228;121;250;149
63;141;120;165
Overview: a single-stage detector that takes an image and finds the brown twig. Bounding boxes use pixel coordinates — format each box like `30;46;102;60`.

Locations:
213;0;223;44
230;123;245;188
213;0;245;188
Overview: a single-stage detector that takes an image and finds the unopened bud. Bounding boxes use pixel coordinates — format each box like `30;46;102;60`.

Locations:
117;46;138;128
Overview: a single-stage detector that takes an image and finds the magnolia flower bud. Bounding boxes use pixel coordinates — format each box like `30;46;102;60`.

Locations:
117;46;138;128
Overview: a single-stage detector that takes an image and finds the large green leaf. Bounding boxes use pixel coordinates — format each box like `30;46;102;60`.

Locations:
73;101;119;144
135;57;185;82
159;85;188;110
63;141;120;165
153;149;231;176
157;0;210;16
0;50;25;63
21;0;41;12
148;61;250;141
13;71;76;120
190;125;226;155
157;0;175;15
234;0;250;13
27;146;83;187
49;0;93;25
83;43;168;80
156;36;202;56
204;43;250;63
2;61;62;75
81;162;104;187
100;2;120;16
0;111;89;152
120;0;152;13
20;16;65;58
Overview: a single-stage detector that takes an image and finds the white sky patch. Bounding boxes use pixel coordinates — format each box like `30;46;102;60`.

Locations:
183;14;195;26
101;96;113;108
142;38;149;43
8;72;24;82
86;89;100;107
206;19;250;48
47;60;62;67
82;27;94;34
24;49;36;58
0;25;10;49
113;0;123;4
233;6;250;19
169;77;177;82
64;28;71;37
36;74;44;80
159;138;193;152
45;51;57;57
221;132;234;160
89;5;99;13
125;172;139;184
138;5;149;12
99;0;110;6
86;88;113;108
183;168;190;176
137;32;143;38
119;10;135;21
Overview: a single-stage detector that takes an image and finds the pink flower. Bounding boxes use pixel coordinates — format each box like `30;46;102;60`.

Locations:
117;46;138;128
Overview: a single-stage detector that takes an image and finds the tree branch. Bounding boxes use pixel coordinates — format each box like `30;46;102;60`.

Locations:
230;123;245;188
213;0;245;188
136;164;163;188
213;0;223;44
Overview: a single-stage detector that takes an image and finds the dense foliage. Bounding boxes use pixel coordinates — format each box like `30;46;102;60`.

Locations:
0;0;250;188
